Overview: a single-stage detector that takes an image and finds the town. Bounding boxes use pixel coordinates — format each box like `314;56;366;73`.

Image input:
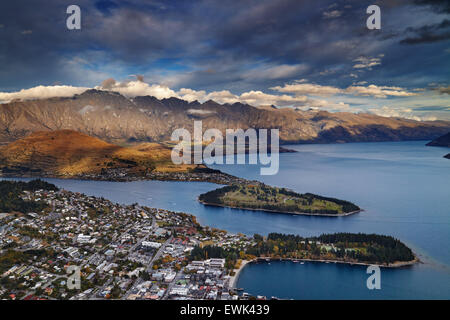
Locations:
0;180;416;300
0;183;256;300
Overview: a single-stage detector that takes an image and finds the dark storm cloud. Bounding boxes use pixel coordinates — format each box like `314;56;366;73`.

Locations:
414;0;450;14
400;19;450;44
400;32;450;44
0;0;449;92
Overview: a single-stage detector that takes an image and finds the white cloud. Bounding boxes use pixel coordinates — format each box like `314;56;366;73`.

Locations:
271;82;341;96
352;56;382;69
178;88;310;107
368;106;424;121
323;10;342;19
177;88;207;102
0;85;89;103
345;85;417;98
205;90;240;104
272;81;416;98
239;90;308;106
97;80;176;99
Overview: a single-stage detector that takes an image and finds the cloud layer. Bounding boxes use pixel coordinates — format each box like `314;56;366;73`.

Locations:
2;76;448;121
0;0;448;120
0;85;89;103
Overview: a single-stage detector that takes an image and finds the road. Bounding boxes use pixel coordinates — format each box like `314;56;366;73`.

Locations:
121;234;173;299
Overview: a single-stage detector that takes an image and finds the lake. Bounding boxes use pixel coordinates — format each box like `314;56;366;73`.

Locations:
4;141;450;299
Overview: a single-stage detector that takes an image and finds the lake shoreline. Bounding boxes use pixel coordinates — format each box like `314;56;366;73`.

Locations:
199;199;362;217
252;256;420;268
0;171;244;186
233;256;420;288
230;260;251;289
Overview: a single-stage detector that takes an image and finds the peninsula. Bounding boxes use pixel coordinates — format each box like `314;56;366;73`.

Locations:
426;132;450;159
199;184;361;216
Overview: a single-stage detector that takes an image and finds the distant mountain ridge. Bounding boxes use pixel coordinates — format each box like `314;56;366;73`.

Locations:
426;132;450;148
426;132;450;159
0;89;449;145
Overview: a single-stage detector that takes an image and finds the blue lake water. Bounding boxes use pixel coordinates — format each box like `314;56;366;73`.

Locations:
4;141;450;299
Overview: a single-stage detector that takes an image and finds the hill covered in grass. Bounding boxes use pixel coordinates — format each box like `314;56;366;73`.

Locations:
0;130;199;178
199;184;360;216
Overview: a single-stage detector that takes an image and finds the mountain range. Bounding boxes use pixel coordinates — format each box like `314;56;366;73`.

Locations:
0;89;449;145
426;132;450;148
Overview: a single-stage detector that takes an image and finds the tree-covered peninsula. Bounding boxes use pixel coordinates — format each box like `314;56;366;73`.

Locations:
189;232;416;269
199;184;360;216
249;233;416;265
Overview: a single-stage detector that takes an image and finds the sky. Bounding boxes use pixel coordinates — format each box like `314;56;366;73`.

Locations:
0;0;449;120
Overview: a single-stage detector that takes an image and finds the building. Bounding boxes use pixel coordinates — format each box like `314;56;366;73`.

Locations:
141;241;162;249
209;258;225;268
77;234;92;243
164;272;176;283
170;287;188;296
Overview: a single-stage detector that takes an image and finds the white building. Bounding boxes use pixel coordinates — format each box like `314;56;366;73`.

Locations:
141;241;162;249
77;234;92;243
170;287;188;296
164;272;176;283
209;258;225;268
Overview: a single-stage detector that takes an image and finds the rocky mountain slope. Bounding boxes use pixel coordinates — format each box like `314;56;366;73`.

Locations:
0;89;448;145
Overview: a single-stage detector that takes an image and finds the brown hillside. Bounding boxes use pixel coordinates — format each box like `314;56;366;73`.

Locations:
0;130;197;177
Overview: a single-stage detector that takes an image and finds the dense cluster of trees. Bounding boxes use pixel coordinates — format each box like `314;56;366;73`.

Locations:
260;204;339;215
276;190;359;213
189;245;239;270
0;179;58;193
302;193;360;213
191;166;223;174
0;179;58;213
198;185;238;204
246;233;309;257
0;249;54;273
245;232;414;264
315;233;415;263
